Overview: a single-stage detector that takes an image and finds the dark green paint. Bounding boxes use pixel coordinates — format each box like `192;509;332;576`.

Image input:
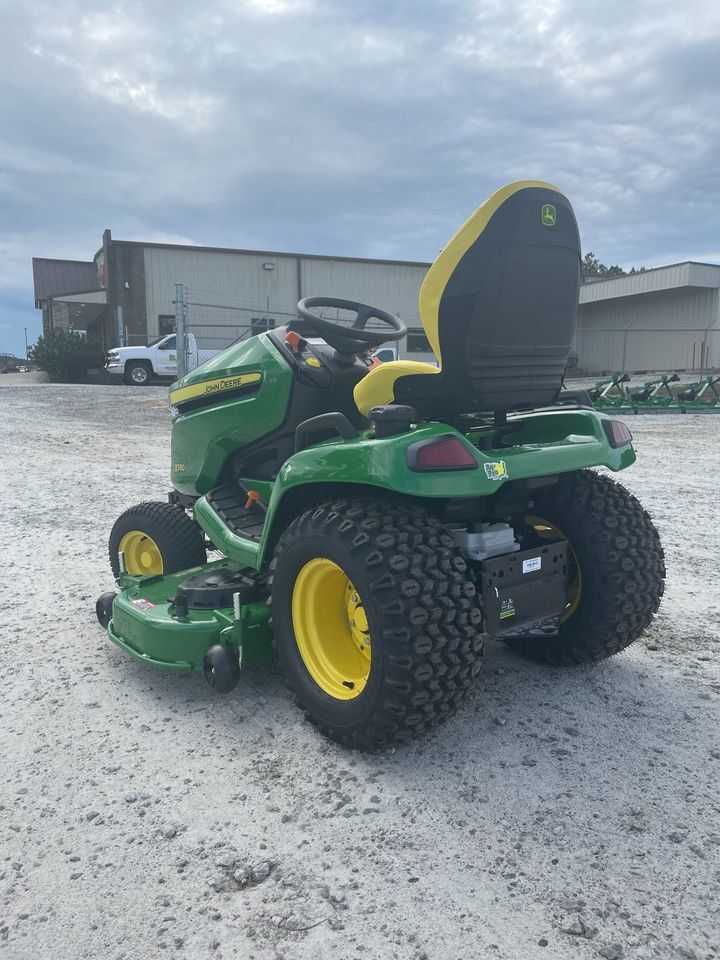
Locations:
170;334;292;496
187;406;634;571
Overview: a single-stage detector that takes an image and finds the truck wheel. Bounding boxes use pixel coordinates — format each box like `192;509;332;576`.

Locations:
506;470;665;666
109;502;206;577
124;362;152;386
268;498;484;749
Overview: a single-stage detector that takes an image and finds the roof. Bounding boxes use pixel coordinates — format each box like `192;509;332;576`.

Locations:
32;258;98;304
97;233;433;270
580;261;720;303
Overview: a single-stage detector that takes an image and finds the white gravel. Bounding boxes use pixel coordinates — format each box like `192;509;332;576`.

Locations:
1;383;719;960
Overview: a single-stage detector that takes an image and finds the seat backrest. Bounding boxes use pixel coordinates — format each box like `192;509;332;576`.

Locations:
411;180;581;414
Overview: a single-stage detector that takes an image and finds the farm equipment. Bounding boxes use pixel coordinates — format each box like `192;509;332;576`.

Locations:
629;373;681;407
587;374;631;406
677;374;720;408
96;180;665;749
591;372;720;414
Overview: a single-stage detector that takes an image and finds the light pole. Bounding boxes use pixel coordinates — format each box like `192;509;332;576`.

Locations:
24;327;29;365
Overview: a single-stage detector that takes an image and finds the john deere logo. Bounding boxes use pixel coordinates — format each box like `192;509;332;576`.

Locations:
541;203;557;227
484;460;508;481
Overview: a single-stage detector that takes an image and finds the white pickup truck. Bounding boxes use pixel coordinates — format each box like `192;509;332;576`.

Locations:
106;334;398;386
105;334;218;386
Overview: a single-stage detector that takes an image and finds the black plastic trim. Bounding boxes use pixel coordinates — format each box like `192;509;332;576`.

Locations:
295;412;359;451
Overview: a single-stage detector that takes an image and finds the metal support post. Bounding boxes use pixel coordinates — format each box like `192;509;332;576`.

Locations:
175;283;187;378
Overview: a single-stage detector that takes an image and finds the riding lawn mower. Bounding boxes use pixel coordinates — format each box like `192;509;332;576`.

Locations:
96;180;666;749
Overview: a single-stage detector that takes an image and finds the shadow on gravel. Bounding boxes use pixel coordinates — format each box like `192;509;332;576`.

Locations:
99;628;687;776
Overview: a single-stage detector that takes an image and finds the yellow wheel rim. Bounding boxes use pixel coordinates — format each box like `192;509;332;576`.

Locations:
291;557;371;700
525;516;582;622
118;530;164;575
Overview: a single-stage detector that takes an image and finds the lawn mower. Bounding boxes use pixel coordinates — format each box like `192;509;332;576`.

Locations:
96;180;665;748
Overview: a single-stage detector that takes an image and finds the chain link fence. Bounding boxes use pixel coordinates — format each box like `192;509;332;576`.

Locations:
571;326;718;376
170;285;718;378
174;286;402;376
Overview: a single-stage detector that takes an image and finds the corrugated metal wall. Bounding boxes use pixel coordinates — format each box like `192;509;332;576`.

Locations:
299;259;426;323
144;246;431;356
144;248;300;338
143;246;719;371
576;287;719;372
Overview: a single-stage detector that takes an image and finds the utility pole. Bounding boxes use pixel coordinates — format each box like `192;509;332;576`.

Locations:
24;327;28;364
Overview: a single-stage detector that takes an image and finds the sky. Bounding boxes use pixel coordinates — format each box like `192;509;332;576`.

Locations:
1;0;719;357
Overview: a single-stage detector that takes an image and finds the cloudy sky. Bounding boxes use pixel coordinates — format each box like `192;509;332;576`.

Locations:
1;0;719;356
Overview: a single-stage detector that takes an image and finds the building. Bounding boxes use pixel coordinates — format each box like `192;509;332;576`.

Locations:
33;230;432;358
32;233;719;372
576;262;720;373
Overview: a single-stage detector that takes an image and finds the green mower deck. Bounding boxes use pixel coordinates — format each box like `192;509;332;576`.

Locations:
107;561;273;672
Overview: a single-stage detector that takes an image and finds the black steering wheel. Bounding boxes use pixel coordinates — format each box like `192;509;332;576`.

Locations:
296;297;407;356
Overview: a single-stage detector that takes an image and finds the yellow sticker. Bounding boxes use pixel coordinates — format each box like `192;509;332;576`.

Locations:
484;460;508;480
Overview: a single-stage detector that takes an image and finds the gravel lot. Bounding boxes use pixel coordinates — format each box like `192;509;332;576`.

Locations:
2;383;719;960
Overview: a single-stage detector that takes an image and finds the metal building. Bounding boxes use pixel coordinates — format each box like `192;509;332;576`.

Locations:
576;263;720;373
33;230;433;359
32;233;719;373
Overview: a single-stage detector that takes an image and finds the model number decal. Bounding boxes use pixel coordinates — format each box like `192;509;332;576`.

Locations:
523;557;542;574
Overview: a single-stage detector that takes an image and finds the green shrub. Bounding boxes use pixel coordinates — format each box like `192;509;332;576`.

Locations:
29;330;102;382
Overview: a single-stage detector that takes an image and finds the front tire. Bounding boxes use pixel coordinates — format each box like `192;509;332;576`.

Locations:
507;470;665;665
109;501;206;577
268;498;484;749
124;362;151;386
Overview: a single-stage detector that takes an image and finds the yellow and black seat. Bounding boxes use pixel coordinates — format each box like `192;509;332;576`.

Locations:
353;180;581;419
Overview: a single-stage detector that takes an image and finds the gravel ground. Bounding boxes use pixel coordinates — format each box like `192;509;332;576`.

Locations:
1;383;719;960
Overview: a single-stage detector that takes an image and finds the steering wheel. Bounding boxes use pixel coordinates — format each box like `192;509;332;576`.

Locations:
296;297;407;356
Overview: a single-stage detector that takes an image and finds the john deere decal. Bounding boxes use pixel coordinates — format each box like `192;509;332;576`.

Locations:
541;203;557;227
484;460;508;480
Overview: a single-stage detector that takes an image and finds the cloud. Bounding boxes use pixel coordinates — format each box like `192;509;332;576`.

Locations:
0;0;719;353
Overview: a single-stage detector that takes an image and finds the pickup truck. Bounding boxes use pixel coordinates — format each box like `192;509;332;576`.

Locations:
106;334;398;386
105;334;217;385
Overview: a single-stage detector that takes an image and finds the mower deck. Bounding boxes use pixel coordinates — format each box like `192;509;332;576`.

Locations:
108;560;273;671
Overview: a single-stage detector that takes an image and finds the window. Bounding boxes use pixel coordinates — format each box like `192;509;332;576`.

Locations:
251;316;276;334
158;335;176;351
158;314;175;336
373;347;397;363
406;329;432;353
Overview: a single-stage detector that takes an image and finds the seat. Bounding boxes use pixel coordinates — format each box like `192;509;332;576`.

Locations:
353;180;581;418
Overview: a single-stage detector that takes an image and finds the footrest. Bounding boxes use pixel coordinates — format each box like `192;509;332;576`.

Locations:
206;485;266;542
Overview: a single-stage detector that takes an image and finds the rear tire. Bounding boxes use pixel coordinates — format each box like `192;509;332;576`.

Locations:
109;501;206;577
507;470;665;665
268;498;484;749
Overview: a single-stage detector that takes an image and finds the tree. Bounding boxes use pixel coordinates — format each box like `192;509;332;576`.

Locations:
29;329;101;382
582;252;626;277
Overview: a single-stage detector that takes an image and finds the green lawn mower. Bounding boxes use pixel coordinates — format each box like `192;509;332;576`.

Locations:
96;180;666;748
